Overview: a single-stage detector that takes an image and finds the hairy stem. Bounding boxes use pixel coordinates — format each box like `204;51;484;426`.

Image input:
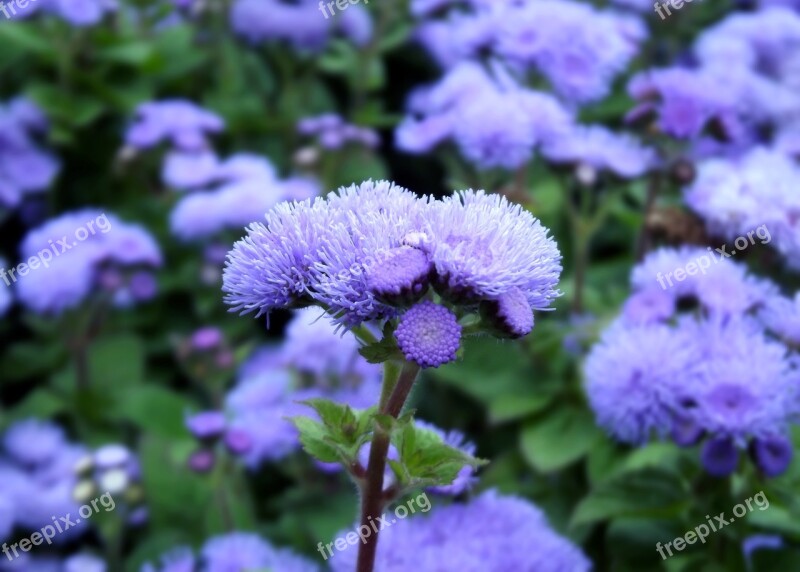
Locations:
356;361;421;572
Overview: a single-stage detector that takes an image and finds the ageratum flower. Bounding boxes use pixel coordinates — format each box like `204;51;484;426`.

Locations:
495;0;646;103
0;98;59;210
684;147;800;270
629;247;776;319
126;100;224;151
297;114;379;149
542;125;657;178
396;63;572;170
16;210;162;315
230;0;371;50
143;533;319;572
307;180;428;325
422;190;562;315
585;320;700;444
281;308;381;384
759;292;800;345
329;491;591;571
223;198;332;317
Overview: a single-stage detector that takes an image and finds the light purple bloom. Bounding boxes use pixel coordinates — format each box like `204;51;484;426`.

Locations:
126;100;224;151
16;210;162;315
543;125;657;178
330;491;591;571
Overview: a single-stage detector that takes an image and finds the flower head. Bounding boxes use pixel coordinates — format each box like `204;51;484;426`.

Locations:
424;190;562;310
329;491;591;571
396;301;462;368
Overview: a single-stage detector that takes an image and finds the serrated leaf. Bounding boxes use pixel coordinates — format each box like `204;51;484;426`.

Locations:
290;416;341;464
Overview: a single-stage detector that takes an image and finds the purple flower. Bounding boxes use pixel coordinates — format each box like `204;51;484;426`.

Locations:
187;449;216;474
43;0;117;27
423;190;562;313
3;419;66;466
16;210;162;315
759;292;800;344
126;100;224;151
543;125;656;178
200;532;319;572
190;327;224;351
186;411;227;440
162;150;220;190
0;98;60;209
396;301;462;368
495;1;645;103
479;288;535;339
297;114;379;150
281;308;382;384
628;68;739;139
93;444;131;469
63;554;106;572
685;148;800;270
231;0;353;52
585;321;699;444
396;63;572;170
366;245;432;306
223;198;331;318
329;491;591;571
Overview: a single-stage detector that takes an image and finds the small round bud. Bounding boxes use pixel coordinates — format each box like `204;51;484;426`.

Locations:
750;435;793;478
188;449;215;474
670;413;704;447
701;436;739;477
395;301;462;368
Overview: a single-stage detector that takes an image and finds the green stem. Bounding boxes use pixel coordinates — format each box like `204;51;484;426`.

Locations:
356;361;421;572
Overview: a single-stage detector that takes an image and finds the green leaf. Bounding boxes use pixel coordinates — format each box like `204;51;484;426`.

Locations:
290;416;342;464
488;393;553;424
358;335;401;364
391;421;487;490
571;468;690;527
520;407;602;472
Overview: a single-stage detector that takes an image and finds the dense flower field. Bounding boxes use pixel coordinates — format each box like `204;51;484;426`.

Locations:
1;0;800;571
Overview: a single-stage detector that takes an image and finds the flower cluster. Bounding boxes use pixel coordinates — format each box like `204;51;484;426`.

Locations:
190;309;382;469
0;420;86;543
142;532;319;572
15;210;162;315
398;2;653;175
329;491;591;571
223;180;562;368
586;248;800;478
0;98;59;211
297;114;379;150
230;0;372;50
